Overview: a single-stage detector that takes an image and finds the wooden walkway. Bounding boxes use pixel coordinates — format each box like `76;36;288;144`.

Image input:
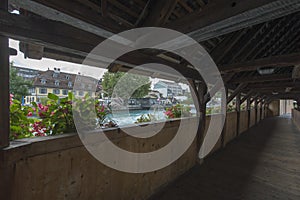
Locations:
149;115;300;200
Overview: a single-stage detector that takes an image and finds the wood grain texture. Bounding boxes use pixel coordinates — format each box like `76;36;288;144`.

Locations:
150;115;300;200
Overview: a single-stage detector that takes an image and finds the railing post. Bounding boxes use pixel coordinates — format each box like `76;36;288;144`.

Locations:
247;98;251;128
0;0;9;149
221;87;228;147
254;99;258;124
236;93;241;136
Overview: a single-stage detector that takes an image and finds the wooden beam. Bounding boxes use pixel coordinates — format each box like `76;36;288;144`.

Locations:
247;81;300;90
234;17;287;62
231;74;293;84
241;90;254;104
227;83;247;104
251;15;299;59
101;0;108;17
227;23;266;63
220;53;300;73
142;0;177;26
109;0;139;18
0;10;201;80
166;0;300;41
236;93;241;136
209;29;247;64
0;0;9;148
9;0;125;36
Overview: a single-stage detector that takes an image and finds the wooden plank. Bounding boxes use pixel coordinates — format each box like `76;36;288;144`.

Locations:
178;0;193;13
0;10;201;81
101;0;107;17
166;0;300;41
238;15;290;62
0;0;9;148
109;0;139;18
209;30;246;64
220;53;300;73
231;74;293;84
9;0;125;36
143;0;177;26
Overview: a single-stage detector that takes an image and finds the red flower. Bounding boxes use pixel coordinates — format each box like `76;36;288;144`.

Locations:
27;112;33;117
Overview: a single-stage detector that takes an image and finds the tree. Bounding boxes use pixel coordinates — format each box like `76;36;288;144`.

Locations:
102;71;151;98
9;62;32;101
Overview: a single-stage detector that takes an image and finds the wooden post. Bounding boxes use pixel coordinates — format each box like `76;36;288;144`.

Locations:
236;93;241;136
254;99;258;124
188;80;207;164
0;0;9;148
247;98;251;128
260;100;263;121
221;87;228;147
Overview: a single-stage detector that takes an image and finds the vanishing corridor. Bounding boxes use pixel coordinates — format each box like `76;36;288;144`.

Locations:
150;115;300;200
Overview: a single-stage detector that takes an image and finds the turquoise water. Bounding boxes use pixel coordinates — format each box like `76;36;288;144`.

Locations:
108;106;197;126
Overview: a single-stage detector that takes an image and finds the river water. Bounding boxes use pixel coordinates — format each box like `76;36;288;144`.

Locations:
108;106;197;126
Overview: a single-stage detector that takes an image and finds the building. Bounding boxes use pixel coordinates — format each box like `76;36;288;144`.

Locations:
153;81;183;98
24;68;101;104
12;65;41;81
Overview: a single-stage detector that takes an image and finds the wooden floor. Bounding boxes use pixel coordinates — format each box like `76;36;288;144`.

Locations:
149;115;300;200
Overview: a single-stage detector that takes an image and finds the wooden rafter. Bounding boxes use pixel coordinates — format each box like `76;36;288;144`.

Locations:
227;23;266;63
227;83;247;104
0;10;202;81
220;53;300;73
142;0;177;26
166;0;300;41
251;15;299;59
231;74;293;84
210;29;248;64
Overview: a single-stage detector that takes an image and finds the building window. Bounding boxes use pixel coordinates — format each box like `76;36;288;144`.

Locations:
55;80;60;86
31;97;34;102
41;79;46;84
73;90;77;95
62;89;68;95
68;81;72;88
66;75;70;80
53;89;60;94
78;91;84;96
29;88;35;93
39;88;47;94
53;73;58;78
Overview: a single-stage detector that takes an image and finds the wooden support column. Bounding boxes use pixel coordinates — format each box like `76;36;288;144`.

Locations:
189;80;207;164
236;93;241;136
221;87;228;147
247;98;251;128
0;0;9;148
255;99;259;124
260;100;264;121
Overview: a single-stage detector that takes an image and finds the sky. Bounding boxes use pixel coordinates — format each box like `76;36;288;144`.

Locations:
9;39;189;90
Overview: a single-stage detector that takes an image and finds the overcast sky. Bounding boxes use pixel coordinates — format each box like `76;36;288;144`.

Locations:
9;39;189;90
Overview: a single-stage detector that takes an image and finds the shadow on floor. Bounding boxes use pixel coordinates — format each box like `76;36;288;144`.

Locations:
149;116;300;200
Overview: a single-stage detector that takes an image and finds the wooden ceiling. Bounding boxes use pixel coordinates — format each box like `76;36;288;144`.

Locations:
3;0;300;102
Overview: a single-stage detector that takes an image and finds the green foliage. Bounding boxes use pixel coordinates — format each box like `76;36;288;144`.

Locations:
135;114;157;123
10;96;35;140
164;104;191;119
9;92;114;140
31;93;76;135
102;71;151;98
9;62;32;101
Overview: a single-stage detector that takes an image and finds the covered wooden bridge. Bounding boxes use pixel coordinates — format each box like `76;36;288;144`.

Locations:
0;0;300;199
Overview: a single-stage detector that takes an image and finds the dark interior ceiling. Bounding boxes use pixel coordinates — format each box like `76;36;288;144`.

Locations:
4;0;300;102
